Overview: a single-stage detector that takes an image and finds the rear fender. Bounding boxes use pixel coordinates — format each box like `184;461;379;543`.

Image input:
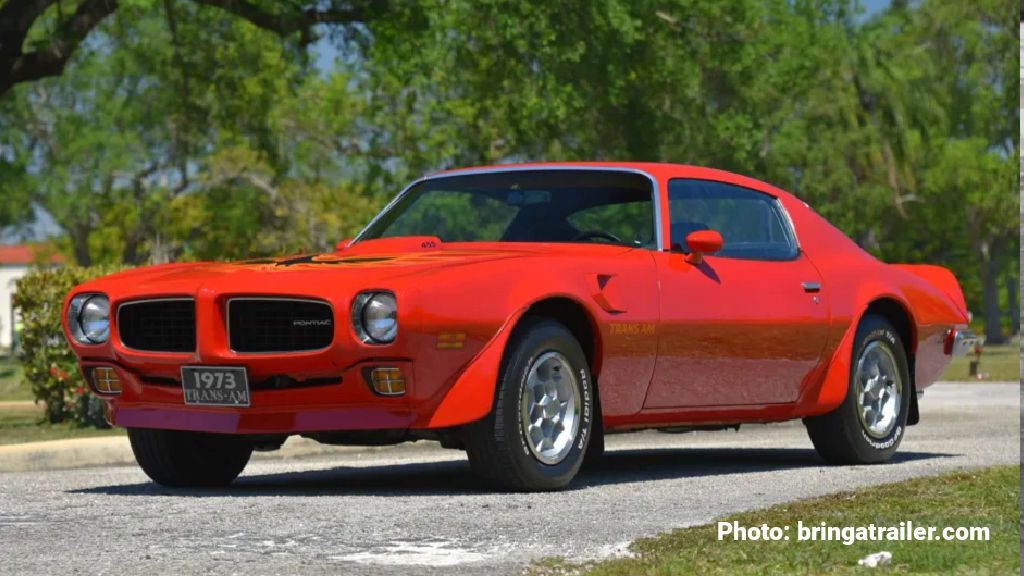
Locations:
891;264;969;319
802;285;914;416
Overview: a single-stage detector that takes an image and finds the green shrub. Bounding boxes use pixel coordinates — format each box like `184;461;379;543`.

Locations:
13;266;125;426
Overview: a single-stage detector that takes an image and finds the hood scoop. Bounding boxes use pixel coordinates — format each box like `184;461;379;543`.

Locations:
343;236;444;254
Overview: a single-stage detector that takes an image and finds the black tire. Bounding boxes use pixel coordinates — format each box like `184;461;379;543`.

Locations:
805;314;911;464
581;390;605;470
464;317;595;491
128;428;253;487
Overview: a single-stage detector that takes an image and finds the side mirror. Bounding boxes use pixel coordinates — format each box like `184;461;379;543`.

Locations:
684;230;723;265
334;238;352;251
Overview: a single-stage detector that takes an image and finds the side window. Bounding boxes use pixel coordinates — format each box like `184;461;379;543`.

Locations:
667;179;798;261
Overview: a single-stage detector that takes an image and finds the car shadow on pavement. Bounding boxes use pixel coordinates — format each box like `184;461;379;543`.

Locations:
69;446;951;498
574;447;947;488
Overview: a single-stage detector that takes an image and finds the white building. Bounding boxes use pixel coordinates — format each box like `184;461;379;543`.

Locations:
0;245;62;351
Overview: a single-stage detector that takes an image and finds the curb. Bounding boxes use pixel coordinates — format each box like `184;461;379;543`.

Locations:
0;401;38;410
0;435;380;473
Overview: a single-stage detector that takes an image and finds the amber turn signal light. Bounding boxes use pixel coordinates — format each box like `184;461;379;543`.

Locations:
91;366;122;394
367;367;405;396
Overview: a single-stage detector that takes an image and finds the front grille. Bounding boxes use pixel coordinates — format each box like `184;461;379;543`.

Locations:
118;299;196;352
228;299;334;353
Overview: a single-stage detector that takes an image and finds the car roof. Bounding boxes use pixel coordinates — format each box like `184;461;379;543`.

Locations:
429;162;798;203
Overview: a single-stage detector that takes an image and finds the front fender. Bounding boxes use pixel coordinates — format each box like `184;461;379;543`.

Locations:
425;305;528;427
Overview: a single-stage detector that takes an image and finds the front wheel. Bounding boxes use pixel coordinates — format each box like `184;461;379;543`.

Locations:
805;314;911;464
128;428;253;487
464;318;594;491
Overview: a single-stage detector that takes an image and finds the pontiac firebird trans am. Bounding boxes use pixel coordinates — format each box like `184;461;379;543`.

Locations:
63;163;975;491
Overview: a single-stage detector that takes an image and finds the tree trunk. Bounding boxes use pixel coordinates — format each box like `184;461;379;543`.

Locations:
122;225;145;265
70;225;92;266
979;241;1005;344
1007;271;1020;336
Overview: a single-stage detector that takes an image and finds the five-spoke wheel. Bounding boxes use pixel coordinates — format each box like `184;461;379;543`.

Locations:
465;317;594;491
855;341;903;439
805;314;910;464
520;351;581;465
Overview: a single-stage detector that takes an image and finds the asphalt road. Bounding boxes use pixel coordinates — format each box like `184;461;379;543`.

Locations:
0;382;1018;576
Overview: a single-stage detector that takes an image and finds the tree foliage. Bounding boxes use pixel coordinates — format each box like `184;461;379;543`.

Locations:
0;0;1018;338
0;0;386;95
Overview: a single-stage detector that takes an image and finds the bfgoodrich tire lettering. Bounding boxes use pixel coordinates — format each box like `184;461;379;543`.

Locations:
464;317;594;491
128;428;253;487
804;314;911;464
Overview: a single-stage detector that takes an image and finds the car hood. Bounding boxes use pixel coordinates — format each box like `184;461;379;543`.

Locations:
81;237;634;300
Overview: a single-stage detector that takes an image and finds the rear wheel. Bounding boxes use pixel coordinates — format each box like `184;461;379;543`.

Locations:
465;318;594;491
805;314;910;464
128;428;253;487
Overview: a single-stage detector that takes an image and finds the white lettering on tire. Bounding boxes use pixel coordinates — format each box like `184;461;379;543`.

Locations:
862;425;903;450
577;368;591;450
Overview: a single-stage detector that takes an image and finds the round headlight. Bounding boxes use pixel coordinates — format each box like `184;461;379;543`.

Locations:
81;296;110;343
68;294;109;344
357;292;397;343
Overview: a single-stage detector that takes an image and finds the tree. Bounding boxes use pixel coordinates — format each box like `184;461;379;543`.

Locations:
0;0;386;96
0;0;1017;339
1;3;308;263
893;0;1019;342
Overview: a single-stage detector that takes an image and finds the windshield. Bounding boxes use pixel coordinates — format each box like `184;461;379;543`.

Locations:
358;169;656;247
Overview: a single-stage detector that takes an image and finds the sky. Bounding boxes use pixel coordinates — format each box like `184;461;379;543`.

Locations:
862;0;893;16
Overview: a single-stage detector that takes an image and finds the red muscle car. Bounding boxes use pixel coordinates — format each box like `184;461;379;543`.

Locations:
63;163;974;491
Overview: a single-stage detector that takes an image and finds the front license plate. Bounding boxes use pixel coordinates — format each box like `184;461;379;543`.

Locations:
181;366;250;407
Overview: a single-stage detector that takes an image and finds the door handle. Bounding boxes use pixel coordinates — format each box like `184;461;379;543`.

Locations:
801;281;821;293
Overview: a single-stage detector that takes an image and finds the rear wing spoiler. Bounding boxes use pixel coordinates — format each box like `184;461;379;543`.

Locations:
892;264;969;320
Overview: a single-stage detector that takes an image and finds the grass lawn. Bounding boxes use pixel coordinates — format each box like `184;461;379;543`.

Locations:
0;355;32;401
940;341;1019;382
532;465;1020;575
0;355;123;444
0;403;123;445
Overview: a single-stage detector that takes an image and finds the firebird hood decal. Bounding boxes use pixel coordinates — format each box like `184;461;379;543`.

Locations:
239;254;397;267
238;249;523;269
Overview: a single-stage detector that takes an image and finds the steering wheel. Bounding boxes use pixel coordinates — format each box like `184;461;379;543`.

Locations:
572;230;624;244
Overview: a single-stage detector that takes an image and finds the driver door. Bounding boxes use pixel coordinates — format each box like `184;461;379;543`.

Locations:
645;178;831;408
